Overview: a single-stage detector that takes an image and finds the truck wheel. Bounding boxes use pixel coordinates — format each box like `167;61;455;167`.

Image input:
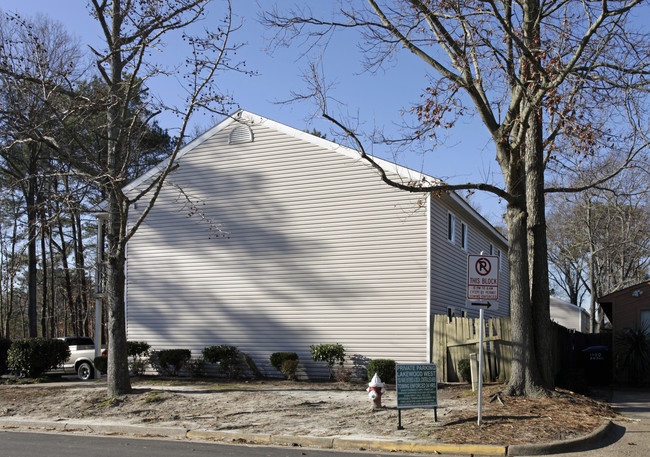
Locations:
77;362;94;381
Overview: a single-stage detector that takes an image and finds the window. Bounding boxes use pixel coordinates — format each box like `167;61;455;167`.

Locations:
461;222;468;250
641;310;650;335
489;243;494;255
447;213;455;243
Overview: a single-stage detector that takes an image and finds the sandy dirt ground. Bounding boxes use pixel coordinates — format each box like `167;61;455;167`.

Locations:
0;378;617;445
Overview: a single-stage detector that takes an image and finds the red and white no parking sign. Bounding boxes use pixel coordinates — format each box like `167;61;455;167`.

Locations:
467;255;499;301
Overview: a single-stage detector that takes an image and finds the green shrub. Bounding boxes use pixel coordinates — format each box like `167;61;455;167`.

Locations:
127;341;150;376
367;359;396;384
94;355;108;375
0;338;12;375
155;349;192;376
310;343;346;380
270;352;299;373
187;357;206;378
458;358;471;383
280;359;299;380
7;338;70;378
127;341;150;357
202;345;241;379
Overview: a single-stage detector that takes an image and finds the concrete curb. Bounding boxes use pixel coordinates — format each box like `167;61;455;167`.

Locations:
0;417;613;456
0;418;189;438
188;429;507;455
507;420;614;456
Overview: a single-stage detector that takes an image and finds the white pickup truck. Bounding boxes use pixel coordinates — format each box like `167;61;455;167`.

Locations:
49;337;105;380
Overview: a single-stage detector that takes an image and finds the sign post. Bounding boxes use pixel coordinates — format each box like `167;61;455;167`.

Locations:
467;255;499;426
478;307;485;426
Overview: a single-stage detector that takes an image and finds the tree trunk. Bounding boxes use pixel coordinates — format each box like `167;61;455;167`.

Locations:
587;201;597;333
525;111;554;389
501;135;545;396
106;229;131;395
57;214;75;336
40;198;48;338
69;206;81;335
505;199;544;396
5;214;18;337
74;211;90;336
26;173;38;337
48;225;57;337
0;235;4;338
104;0;131;396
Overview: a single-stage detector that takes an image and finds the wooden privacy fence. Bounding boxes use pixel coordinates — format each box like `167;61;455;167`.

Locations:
432;314;613;384
432;314;512;383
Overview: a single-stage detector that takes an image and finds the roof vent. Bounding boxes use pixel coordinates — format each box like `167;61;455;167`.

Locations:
229;125;254;144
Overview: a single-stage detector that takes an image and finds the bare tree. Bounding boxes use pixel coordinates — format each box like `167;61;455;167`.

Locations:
548;168;650;332
546;200;589;306
0;12;83;338
84;0;250;396
263;1;650;395
1;2;250;394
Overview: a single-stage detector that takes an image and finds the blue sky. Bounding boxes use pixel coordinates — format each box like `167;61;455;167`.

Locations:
5;0;513;224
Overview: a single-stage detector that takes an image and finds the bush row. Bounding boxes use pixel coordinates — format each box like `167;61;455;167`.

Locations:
99;341;399;383
6;338;70;378
268;345;397;383
3;337;399;384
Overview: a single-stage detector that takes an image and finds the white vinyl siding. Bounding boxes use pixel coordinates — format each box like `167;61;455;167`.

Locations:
126;119;429;377
429;196;509;319
460;221;468;251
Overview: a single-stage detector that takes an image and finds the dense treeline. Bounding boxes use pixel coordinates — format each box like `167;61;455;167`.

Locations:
0;12;172;340
547;170;650;331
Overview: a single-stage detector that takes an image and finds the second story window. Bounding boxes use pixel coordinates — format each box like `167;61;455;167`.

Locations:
448;213;455;243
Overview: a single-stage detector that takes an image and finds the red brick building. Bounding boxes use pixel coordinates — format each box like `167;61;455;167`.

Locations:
598;281;650;383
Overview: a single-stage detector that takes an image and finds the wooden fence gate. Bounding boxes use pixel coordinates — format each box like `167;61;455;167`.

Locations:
432;314;512;383
432;314;612;384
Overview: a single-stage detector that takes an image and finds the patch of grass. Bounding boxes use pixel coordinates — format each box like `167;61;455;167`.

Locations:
207;383;253;390
97;396;120;408
144;394;164;403
144;390;166;403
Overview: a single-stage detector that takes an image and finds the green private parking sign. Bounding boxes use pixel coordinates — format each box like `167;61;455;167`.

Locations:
396;363;438;409
395;363;438;429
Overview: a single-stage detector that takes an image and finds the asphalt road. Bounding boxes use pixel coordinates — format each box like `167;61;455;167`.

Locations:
0;431;436;457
